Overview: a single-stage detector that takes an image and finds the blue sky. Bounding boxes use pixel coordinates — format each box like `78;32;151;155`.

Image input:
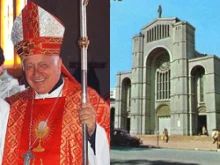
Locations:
110;0;220;88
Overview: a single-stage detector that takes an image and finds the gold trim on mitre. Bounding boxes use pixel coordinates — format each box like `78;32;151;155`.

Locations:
11;2;65;60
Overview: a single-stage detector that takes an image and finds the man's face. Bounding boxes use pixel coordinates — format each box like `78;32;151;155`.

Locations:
23;55;62;94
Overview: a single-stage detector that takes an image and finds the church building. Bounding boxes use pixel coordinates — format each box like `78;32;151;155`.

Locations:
111;16;220;136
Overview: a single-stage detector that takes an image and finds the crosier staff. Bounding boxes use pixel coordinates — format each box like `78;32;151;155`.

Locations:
78;0;90;165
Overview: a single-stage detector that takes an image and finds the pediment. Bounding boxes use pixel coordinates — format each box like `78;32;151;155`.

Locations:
142;17;181;31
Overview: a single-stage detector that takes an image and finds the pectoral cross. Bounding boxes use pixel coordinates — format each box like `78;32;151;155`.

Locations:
22;149;34;165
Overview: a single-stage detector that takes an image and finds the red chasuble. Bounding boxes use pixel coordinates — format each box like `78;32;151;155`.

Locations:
2;78;110;165
18;97;65;164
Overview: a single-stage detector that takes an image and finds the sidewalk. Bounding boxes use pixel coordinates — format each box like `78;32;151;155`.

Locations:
135;135;220;152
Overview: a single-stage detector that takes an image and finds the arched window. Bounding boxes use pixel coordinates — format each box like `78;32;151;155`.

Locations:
0;0;27;68
156;55;170;100
195;68;205;103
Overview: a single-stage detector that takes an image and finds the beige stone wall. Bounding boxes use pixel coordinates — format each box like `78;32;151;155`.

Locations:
113;17;220;136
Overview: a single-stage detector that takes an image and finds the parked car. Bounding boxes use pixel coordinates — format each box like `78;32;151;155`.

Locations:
111;128;142;147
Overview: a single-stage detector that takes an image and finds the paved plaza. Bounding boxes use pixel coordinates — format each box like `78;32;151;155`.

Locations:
111;135;220;165
135;135;219;151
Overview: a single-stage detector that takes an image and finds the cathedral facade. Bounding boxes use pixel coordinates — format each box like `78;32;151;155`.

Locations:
111;17;220;136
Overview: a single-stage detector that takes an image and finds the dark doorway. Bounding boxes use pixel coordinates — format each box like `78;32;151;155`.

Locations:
127;118;130;133
111;108;115;130
198;115;207;135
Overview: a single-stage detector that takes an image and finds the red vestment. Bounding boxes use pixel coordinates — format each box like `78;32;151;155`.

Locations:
2;78;110;165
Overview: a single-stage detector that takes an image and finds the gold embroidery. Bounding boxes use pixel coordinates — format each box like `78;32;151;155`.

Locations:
33;121;49;152
3;78;110;165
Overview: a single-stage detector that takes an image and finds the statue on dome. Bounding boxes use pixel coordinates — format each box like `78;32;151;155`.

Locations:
158;5;162;18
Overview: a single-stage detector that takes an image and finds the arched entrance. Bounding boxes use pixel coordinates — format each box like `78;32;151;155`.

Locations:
191;66;206;135
121;78;131;132
145;47;171;134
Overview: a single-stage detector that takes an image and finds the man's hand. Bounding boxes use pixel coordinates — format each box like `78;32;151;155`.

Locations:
79;102;96;136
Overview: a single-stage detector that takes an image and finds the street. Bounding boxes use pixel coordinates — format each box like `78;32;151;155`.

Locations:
110;146;220;165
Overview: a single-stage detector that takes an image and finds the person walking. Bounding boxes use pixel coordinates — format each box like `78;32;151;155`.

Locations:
163;128;169;143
